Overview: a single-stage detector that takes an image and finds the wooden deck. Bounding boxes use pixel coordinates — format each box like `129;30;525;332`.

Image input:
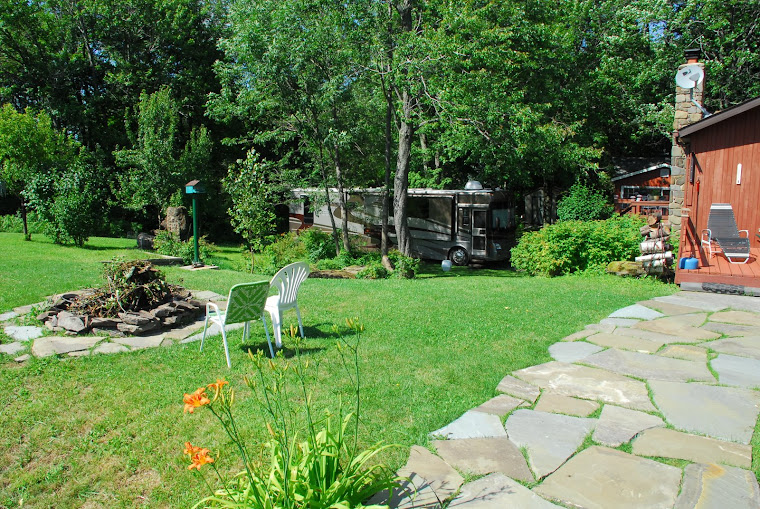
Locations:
675;246;760;289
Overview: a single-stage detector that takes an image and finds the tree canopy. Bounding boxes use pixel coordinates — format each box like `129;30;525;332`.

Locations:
1;0;758;246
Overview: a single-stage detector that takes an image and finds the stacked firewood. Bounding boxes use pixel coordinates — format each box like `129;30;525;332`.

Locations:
635;215;673;274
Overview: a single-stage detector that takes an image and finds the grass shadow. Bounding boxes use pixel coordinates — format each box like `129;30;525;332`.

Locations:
416;262;527;279
239;342;324;359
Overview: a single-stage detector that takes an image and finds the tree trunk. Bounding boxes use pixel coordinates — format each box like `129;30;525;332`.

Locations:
393;0;415;257
381;87;393;270
394;87;414;257
318;146;341;253
21;200;30;241
333;137;351;253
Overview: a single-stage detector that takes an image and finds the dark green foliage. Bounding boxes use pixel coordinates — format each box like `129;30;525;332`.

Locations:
356;263;389;279
252;233;308;275
557;183;614;222
511;216;645;276
388;250;421;279
153;231;216;265
299;227;336;262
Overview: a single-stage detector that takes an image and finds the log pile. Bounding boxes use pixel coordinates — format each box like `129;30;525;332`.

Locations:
607;215;673;277
635;215;673;275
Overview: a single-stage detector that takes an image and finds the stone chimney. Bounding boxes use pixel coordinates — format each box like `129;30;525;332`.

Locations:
670;48;705;239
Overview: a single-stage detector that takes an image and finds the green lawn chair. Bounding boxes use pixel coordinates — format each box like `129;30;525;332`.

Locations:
200;280;273;367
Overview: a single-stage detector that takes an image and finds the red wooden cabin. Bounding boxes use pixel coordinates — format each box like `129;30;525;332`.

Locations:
676;96;760;293
612;162;671;218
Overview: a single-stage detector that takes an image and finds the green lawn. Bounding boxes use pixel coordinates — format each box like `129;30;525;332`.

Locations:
0;233;678;507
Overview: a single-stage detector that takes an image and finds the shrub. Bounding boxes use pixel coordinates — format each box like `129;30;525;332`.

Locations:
253;232;308;275
0;211;46;234
510;215;645;276
153;230;216;265
388;250;420;279
557;182;613;222
356;262;389;279
299;227;336;262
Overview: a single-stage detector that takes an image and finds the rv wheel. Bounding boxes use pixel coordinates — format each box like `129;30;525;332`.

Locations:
449;246;469;266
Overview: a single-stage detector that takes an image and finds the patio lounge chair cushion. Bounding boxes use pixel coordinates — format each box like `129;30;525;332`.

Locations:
701;203;750;264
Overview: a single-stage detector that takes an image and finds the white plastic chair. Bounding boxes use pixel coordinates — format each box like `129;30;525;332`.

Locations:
265;261;310;348
200;281;273;367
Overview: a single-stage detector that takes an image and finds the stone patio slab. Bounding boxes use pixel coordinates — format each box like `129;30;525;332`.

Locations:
673;292;760;313
699;336;760;359
674;463;760;509
582;348;714;382
472;394;524;417
599;318;639;327
434;437;533;482
0;311;18;322
163;319;205;340
112;333;166;350
0;342;26;355
560;329;598;342
612;326;702;344
380;473;441;509
430;411;506;440
14;354;30;362
634;317;720;340
658;344;708;362
609;304;664;320
711;354;760;389
4;325;43;341
513;361;656;411
652;294;728;312
584;323;615;333
504;409;595;479
190;290;227;301
533;393;599;417
32;336;101;357
702;322;760;336
13;302;45;315
548;341;602;363
586;332;665;353
398;446;463;503
449;473;562;509
592;405;664;447
93;342;130;355
496;375;540;403
534;446;682;509
637;299;709;316
709;310;760;327
632;427;751;468
649;380;760;444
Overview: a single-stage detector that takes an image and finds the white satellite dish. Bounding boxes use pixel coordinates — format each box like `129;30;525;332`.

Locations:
675;64;704;89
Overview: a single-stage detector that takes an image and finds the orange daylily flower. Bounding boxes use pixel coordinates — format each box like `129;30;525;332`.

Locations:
183;387;210;413
207;378;229;400
188;448;214;470
184;442;202;457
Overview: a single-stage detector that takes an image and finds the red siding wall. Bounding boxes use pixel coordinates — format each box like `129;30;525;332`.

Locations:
680;108;760;254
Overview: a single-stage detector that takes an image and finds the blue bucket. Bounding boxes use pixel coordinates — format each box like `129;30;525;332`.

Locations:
678;257;688;269
684;258;699;270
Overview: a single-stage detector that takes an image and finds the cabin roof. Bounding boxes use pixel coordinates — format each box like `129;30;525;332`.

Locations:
610;163;672;182
678;96;760;138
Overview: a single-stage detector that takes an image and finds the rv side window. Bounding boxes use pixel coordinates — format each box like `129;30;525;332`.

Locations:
302;195;313;224
473;210;486;229
458;208;471;234
491;207;512;231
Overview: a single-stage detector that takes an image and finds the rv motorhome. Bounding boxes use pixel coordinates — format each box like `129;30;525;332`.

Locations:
287;183;515;265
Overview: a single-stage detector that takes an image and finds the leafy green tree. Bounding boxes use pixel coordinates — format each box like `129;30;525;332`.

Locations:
114;87;212;228
0;104;75;239
557;182;614;222
223;150;281;270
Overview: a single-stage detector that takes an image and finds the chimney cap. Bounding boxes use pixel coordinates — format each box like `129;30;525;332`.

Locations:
685;48;701;62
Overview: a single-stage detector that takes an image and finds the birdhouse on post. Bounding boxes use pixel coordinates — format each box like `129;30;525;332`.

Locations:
185;180;206;266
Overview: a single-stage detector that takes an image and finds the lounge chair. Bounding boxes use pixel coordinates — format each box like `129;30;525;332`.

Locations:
265;261;310;349
700;203;750;264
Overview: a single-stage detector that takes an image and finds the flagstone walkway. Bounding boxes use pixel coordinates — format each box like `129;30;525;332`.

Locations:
3;290;760;507
381;291;760;508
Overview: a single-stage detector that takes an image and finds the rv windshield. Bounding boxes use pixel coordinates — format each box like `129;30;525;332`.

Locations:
491;207;512;232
